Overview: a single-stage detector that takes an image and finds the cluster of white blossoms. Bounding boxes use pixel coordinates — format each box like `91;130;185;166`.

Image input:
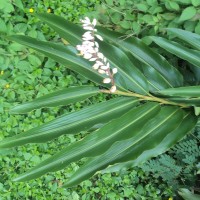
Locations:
76;17;118;93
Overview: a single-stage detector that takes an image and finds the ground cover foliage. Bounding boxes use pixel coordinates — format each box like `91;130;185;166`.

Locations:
0;0;199;199
90;0;200;38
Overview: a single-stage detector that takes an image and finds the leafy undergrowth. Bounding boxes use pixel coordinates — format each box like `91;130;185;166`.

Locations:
0;0;184;199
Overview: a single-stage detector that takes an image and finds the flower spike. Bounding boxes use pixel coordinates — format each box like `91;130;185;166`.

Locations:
76;17;117;93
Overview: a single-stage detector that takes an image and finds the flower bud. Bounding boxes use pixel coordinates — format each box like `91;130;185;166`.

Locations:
112;68;118;74
103;78;111;83
110;85;117;93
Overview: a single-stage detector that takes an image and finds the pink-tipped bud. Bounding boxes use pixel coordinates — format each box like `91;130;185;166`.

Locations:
103;78;111;84
110;85;117;93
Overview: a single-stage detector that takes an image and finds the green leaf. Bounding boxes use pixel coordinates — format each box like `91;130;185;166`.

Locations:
102;110;197;173
13;0;24;10
191;0;200;7
10;86;100;114
0;18;7;33
162;96;200;106
136;4;149;12
36;13;83;46
178;188;200;200
8;35;109;88
98;42;149;94
154;85;200;97
64;106;187;187
179;6;196;22
36;14;149;94
151;36;200;69
28;55;42;66
166;28;200;51
97;27;183;88
35;14;183;89
0;97;139;148
13;102;160;181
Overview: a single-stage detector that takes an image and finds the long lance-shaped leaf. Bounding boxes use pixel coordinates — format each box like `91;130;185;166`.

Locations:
97;27;183;88
154;85;200;98
36;13;83;46
162;97;200;107
167;28;200;51
102;111;197;173
37;14;149;94
151;36;200;69
126;52;171;91
0;97;139;148
178;188;200;200
63;106;185;187
8;35;116;90
98;42;149;94
13;102;160;182
11;86;100;114
35;14;182;90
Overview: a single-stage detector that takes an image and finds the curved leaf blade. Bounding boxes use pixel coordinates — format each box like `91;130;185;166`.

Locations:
36;13;83;46
178;188;200;200
103;110;197;173
13;102;160;182
167;28;200;51
8;35;111;89
64;106;186;187
11;86;100;114
0;97;139;148
151;36;200;68
35;14;182;90
154;85;200;97
99;42;149;94
97;27;183;88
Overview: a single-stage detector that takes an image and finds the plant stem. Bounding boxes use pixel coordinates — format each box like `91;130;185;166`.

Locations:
100;89;189;108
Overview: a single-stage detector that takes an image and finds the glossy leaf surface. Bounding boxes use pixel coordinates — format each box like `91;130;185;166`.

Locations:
97;27;183;88
151;36;200;68
64;106;188;187
0;97;139;148
37;13;83;46
167;28;200;51
11;86;100;114
102;111;197;173
9;35;110;88
13;102;160;181
154;85;200;97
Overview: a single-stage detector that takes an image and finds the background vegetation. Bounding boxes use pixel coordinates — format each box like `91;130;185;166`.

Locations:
0;0;199;199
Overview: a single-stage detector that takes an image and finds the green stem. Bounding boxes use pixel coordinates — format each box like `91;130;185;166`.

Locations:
101;89;189;108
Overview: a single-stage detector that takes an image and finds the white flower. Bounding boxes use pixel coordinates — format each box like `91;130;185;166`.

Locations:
98;69;106;74
83;26;93;31
83;53;93;59
103;78;111;83
92;19;97;26
95;42;99;48
97;52;104;59
112;68;118;74
100;65;109;70
96;61;104;66
93;63;100;70
89;57;97;61
95;34;103;41
110;85;117;93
